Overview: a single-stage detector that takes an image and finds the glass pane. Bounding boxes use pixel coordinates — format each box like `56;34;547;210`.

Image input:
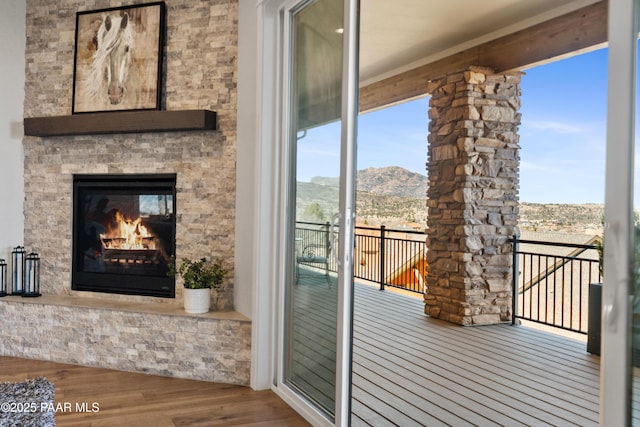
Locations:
285;0;343;420
634;3;640;420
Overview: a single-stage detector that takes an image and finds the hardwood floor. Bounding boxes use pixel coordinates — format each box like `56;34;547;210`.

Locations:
0;357;309;426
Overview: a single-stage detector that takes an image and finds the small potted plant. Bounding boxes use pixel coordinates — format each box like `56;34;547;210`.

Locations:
168;256;227;313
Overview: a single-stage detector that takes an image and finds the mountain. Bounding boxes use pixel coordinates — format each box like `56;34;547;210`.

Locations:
310;176;339;187
301;167;605;233
310;166;427;198
301;167;427;227
357;166;427;198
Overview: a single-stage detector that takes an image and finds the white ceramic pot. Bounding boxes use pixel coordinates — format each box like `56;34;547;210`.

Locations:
183;288;211;314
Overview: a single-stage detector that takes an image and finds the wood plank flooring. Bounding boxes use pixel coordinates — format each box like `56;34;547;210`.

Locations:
292;268;602;426
0;357;309;426
289;272;337;416
351;283;601;427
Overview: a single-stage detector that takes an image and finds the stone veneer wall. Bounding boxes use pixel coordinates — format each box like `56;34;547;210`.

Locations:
22;0;237;310
425;67;521;325
0;0;249;385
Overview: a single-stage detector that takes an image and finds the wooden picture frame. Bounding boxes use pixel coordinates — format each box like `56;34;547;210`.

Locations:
72;2;165;114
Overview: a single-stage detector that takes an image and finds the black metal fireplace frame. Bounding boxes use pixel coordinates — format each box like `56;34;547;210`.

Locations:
72;174;177;298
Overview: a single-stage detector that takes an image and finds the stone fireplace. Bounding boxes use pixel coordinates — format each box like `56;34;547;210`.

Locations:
22;131;235;309
21;0;238;310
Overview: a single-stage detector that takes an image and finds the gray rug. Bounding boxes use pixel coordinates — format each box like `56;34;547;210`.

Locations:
0;377;55;426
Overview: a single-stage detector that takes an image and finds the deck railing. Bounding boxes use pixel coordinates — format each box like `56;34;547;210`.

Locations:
510;235;602;334
295;222;426;294
353;224;426;293
296;225;601;334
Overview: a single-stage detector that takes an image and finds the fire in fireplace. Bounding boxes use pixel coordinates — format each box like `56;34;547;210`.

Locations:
72;174;176;297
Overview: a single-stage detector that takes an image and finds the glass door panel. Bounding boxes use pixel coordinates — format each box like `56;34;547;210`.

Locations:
600;0;640;426
634;2;640;422
603;0;638;424
282;0;355;423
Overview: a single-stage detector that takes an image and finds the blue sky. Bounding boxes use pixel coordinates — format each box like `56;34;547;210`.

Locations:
519;48;608;204
297;48;610;204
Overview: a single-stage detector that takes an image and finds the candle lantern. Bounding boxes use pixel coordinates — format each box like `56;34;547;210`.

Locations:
23;253;41;297
11;246;25;295
0;259;7;297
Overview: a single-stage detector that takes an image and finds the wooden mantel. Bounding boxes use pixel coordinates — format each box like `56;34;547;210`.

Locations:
23;110;217;137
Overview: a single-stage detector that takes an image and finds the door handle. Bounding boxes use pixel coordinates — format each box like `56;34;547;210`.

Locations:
329;212;340;266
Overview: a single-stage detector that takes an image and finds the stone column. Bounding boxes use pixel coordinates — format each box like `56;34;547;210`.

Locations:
424;67;521;325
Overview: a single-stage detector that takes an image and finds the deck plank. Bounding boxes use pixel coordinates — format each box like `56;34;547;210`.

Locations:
354;325;597;426
353;339;553;426
355;294;600;402
291;268;602;426
351;282;600;426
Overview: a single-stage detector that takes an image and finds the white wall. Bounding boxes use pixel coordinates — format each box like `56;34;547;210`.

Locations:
236;0;283;390
236;0;272;390
0;1;25;261
235;0;258;319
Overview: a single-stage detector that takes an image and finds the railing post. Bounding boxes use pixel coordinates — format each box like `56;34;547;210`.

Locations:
324;221;331;271
379;225;386;291
511;234;519;326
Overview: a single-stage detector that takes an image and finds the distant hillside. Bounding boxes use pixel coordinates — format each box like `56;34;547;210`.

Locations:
310;166;427;198
301;167;605;233
357;166;427;198
301;167;427;228
310;176;339;187
296;180;426;227
519;203;604;234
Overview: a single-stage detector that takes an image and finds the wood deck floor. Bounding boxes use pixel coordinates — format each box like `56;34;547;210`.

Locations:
351;282;600;427
292;267;603;426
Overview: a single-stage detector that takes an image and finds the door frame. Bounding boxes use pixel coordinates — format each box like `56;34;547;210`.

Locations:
601;0;637;424
254;0;359;425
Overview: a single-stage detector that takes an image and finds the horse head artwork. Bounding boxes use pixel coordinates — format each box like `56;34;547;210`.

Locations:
88;12;134;106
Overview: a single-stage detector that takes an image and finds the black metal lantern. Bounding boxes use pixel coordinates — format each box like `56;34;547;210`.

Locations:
11;246;25;295
23;253;41;297
0;259;7;297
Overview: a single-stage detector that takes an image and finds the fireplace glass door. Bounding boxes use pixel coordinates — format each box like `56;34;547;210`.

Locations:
72;174;176;298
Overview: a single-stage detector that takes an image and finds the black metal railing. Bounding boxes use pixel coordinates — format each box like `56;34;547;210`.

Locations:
353;225;426;293
511;235;601;334
296;225;601;333
295;221;337;272
295;222;426;294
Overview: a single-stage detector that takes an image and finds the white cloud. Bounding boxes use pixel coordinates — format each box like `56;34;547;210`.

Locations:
519;160;553;172
522;120;583;134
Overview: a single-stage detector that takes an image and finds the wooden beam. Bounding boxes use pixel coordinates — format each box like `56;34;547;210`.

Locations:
23;110;217;137
359;1;607;112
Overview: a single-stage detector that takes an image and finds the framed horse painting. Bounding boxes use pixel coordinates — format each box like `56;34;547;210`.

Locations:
72;2;165;114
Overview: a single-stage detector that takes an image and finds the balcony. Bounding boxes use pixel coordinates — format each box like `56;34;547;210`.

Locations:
293;271;602;425
293;224;609;424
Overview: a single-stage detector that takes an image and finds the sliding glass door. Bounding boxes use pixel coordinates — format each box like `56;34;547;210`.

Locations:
602;0;639;424
276;0;358;425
